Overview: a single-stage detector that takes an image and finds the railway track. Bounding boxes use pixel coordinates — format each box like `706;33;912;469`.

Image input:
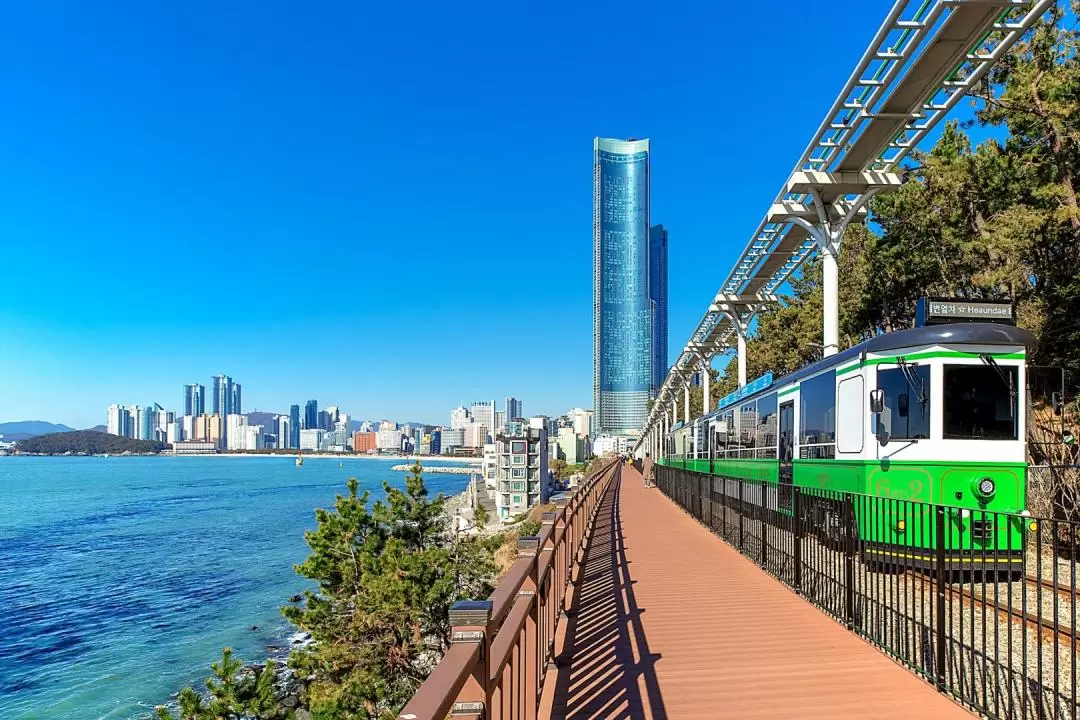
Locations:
1028;572;1079;604
905;571;1077;647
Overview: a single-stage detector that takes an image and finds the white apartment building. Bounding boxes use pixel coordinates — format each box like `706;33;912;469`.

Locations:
470;401;495;441
276;416;290;449
482;442;497;489
494;424;550;521
450;406;470;430
569;408;593;438
441;428;465;453
242;425;264;450
377;427;404;451
299;429;324;451
593;434;632;456
107;404;128;437
166;422;183;445
226;414;247;451
464;420;488;449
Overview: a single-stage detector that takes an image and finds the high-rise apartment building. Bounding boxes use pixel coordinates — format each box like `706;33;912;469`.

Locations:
304;400;318;430
107;404;131;437
470;401;495;443
212;375;240;416
593;137;651;436
450;405;469;430
289;405;301;448
184;384;206;417
505;397;523;422
277;416;290;449
649;224;669;397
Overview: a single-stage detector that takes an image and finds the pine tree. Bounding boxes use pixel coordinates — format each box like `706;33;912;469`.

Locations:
282;464;502;719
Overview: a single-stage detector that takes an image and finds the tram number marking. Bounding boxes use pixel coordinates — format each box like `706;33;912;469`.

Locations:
873;476;925;501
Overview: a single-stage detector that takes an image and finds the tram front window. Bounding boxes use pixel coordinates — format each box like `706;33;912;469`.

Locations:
943;364;1018;440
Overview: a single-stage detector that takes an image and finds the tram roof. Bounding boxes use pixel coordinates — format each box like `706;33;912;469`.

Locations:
709;323;1034;416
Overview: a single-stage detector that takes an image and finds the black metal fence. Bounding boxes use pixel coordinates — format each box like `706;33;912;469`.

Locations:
657;465;1079;720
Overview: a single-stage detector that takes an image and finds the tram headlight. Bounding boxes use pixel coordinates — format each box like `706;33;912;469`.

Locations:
972;476;996;499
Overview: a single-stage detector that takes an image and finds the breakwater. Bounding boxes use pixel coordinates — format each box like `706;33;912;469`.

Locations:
391;464;476;474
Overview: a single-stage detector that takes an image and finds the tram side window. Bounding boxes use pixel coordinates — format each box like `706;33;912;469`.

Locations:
740;401;757;455
800;370;836;445
877;365;931;440
943;364;1018;440
756;393;778;458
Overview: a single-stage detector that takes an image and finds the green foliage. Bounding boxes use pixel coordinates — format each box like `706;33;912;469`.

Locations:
154;649;289;720
549;458;585;480
282;462;502;719
472;502;489;529
712;7;1080;395
15;430;165;455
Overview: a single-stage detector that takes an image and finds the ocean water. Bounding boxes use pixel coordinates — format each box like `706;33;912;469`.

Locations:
0;456;471;720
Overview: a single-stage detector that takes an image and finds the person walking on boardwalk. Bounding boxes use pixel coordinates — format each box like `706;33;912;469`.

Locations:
642;452;655;489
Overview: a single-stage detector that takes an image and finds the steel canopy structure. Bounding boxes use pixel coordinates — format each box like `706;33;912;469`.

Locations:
636;0;1055;456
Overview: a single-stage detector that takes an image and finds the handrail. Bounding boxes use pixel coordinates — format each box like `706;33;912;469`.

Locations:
397;458;619;720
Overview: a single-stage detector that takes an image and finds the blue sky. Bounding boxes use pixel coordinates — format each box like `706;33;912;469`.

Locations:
1;0;912;428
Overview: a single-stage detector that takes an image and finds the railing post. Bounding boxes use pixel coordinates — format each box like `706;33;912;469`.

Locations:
759;481;767;569
517;536;540;719
843;494;855;629
448;600;493;718
553;497;570;607
540;510;557;671
934;504;947;693
738;479;745;551
793;486;802;595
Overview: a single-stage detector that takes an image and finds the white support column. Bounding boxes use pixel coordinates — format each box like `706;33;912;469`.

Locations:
701;358;711;415
822;245;839;357
683;384;690;425
672;395;678;425
787;187;883;358
732;321;749;388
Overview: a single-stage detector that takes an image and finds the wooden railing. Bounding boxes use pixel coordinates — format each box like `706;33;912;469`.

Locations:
397;459;619;720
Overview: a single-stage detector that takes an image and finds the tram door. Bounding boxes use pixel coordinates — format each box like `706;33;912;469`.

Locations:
778;401;795;510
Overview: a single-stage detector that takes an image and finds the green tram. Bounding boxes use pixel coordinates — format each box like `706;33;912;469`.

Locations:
659;322;1035;572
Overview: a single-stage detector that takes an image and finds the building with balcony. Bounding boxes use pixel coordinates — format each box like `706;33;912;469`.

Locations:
494;423;550;520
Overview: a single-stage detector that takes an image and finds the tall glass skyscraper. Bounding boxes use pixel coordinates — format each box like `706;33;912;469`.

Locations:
289;405;301;449
304;400;318;430
184;383;205;416
593;137;651;436
649;224;669;397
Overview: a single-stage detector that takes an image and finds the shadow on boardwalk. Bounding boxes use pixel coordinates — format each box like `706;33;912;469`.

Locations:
549;468;668;719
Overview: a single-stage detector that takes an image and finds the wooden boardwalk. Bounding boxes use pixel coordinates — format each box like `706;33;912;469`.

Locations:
538;465;974;720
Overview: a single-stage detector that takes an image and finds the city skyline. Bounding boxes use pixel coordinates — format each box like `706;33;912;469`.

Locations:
0;1;892;430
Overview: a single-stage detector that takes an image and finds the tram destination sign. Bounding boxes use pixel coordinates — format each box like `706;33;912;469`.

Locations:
915;297;1015;327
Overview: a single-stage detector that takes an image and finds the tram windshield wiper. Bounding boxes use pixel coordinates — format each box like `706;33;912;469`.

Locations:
980;353;1017;418
896;356;928;406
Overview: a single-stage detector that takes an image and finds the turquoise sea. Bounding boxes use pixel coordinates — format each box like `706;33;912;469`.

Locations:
0;456;471;720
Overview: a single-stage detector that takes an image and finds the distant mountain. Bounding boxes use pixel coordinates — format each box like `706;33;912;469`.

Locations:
15;430;165;455
85;425;107;433
0;421;75;440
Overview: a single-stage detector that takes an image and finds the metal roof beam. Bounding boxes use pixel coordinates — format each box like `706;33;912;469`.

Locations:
785;170;904;196
767;201;868;224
